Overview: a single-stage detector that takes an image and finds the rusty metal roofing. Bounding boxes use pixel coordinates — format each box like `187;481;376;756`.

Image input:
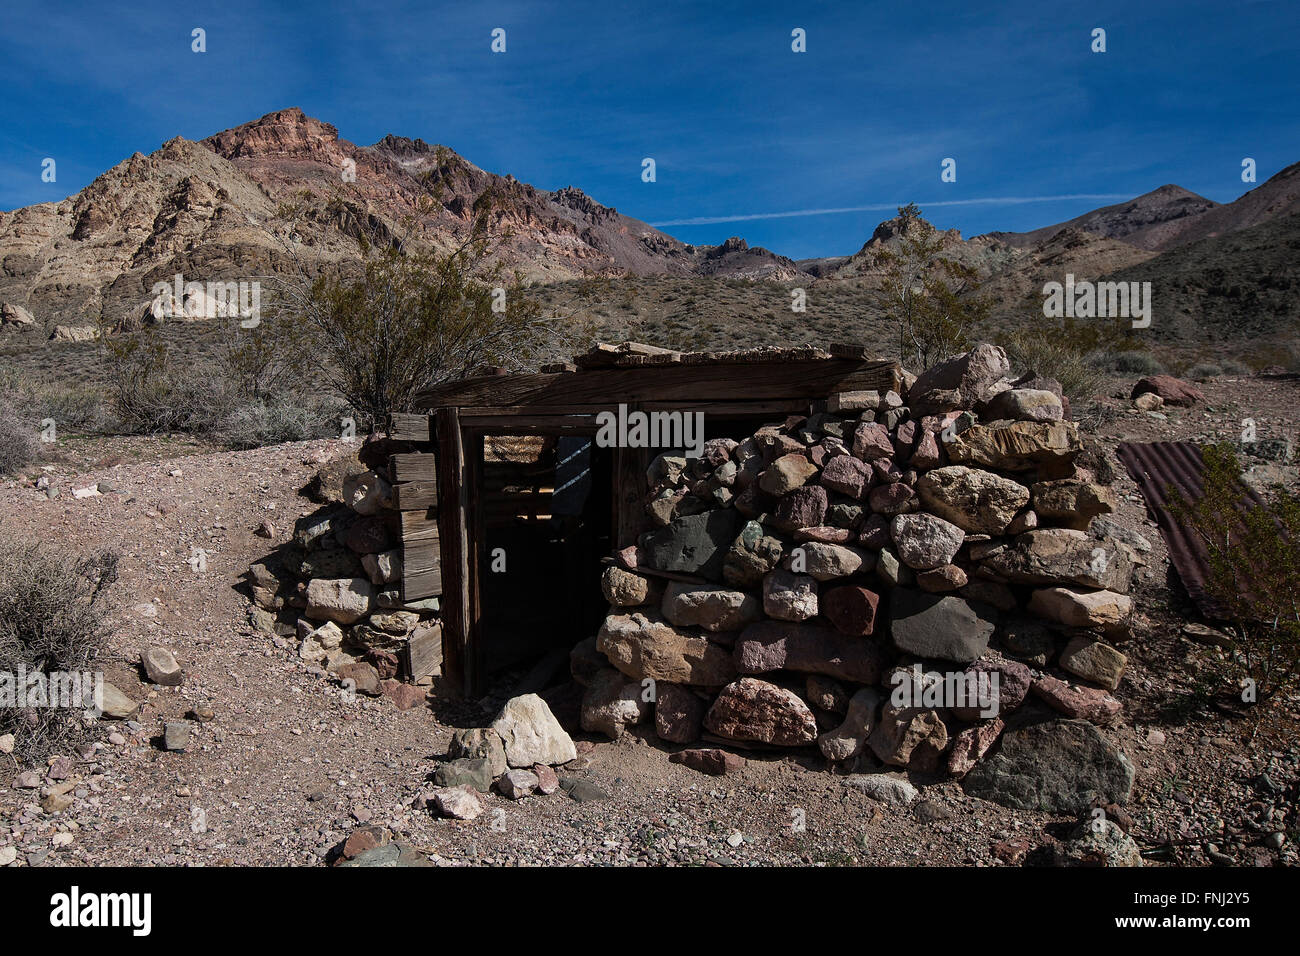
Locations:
1116;440;1268;620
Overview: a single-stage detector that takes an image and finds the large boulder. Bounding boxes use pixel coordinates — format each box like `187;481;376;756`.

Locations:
890;513;965;570
962;718;1134;813
981;528;1133;593
915;466;1030;534
640;510;740;580
734;620;886;684
889;589;998;663
945;420;1082;474
491;694;577;767
1130;375;1203;407
908;343;1011;415
596;611;737;686
703;678;819;746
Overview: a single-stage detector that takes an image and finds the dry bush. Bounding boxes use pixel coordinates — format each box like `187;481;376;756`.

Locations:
0;542;118;762
1168;444;1300;705
0;400;39;476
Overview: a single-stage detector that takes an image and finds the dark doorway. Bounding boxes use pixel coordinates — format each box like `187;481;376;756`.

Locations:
476;433;613;676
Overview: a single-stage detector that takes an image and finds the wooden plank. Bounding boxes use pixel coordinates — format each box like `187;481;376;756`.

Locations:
389;453;438;482
388;412;431;442
390;478;438;510
402;566;442;600
413;358;900;410
399;509;440;543
405;623;444;681
403;537;441;574
435;406;470;694
612;427;649;549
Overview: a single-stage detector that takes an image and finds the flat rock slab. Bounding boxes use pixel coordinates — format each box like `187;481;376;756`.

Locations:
734;620;886;684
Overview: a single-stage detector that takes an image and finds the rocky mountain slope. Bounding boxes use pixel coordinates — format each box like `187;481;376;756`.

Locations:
0;108;785;332
987;185;1220;251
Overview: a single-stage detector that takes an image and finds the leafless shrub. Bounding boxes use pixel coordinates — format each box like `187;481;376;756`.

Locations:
0;542;118;762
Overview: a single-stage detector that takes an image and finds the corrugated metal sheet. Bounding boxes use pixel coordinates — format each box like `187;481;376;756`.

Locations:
1116;440;1268;620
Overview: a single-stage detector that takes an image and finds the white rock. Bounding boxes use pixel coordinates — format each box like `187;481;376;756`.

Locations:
842;773;918;805
305;577;375;624
492;694;577;767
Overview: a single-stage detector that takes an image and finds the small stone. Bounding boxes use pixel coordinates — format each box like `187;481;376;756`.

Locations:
141;646;183;686
669;748;746;776
843;773;918;805
497;769;540;800
162;721;191;752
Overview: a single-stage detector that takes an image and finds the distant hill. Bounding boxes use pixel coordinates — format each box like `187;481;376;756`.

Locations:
986;184;1219;251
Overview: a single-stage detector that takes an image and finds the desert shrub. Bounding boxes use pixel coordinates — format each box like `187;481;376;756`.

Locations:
1110;351;1166;375
1003;319;1108;400
1188;362;1223;381
0;542;118;762
1219;359;1250;376
0;400;39;476
218;395;347;450
1167;444;1300;705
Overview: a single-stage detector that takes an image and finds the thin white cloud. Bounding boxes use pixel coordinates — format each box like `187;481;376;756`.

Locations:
650;194;1133;227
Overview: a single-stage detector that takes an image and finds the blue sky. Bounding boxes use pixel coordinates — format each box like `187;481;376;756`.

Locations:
1;0;1296;259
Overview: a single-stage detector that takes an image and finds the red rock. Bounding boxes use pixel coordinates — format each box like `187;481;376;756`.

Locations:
615;545;642;570
770;485;829;532
532;763;560;794
669;748;746;775
1130;375;1204;407
852;422;895;461
868;482;916;516
341;825;389;860
857;514;890;549
381;680;427;711
820;454;871;498
992;837;1031;865
734;621;886;684
947;718;1005;776
821;586;882;636
337;662;381;696
366;648;401;680
704;678;819;746
910;429;941;470
1031;675;1123;724
951;657;1033;720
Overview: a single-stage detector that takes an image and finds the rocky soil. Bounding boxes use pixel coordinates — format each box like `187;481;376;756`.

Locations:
0;374;1297;868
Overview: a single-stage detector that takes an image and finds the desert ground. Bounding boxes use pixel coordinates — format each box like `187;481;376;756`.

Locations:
1;372;1296;868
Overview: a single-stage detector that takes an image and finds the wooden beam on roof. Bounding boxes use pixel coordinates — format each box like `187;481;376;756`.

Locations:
413;358;900;410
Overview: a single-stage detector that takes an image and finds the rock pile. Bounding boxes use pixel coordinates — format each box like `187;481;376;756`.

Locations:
245;445;441;709
573;344;1138;808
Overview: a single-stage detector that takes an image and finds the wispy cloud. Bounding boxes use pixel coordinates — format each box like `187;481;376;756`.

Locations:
651;195;1133;227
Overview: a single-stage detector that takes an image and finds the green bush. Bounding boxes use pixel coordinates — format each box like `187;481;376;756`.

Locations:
1003;320;1108;400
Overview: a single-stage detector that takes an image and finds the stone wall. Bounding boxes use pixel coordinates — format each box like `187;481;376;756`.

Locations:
247;445;441;709
572;344;1138;808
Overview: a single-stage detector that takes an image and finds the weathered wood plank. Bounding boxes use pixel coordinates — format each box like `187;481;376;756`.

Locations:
389;453;438;483
413;358;900;410
405;623;444;681
402;566;442;601
399;509;440;542
390;478;438;510
388;412;432;442
435;407;471;695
